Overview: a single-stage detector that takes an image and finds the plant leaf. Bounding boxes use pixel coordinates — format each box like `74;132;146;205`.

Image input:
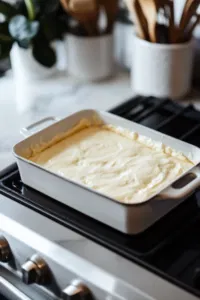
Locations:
24;0;35;21
0;40;13;60
0;21;10;38
0;1;17;20
33;0;59;16
0;34;12;42
17;38;31;49
9;15;39;48
32;40;56;67
40;14;61;41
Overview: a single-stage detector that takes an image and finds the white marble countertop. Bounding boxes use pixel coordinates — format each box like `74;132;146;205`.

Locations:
0;69;200;171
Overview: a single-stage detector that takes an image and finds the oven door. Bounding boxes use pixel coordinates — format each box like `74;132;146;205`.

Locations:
0;276;32;300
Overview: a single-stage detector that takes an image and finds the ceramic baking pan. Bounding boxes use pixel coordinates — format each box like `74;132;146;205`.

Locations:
13;110;200;234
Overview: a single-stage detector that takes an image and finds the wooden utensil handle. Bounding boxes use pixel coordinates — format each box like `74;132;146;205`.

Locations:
168;0;175;43
179;0;193;29
134;0;149;40
60;0;100;36
100;0;118;34
138;0;157;43
60;0;70;13
179;0;200;39
69;0;96;12
184;14;200;41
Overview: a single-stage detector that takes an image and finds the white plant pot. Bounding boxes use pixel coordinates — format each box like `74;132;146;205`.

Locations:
55;40;67;71
114;22;134;70
131;36;194;99
10;43;57;82
65;34;114;81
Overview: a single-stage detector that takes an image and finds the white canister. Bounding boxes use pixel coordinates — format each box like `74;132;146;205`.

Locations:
10;43;57;82
131;36;194;99
114;22;134;70
65;34;114;81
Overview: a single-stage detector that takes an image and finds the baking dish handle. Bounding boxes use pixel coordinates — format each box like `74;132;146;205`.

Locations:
160;167;200;199
20;116;61;137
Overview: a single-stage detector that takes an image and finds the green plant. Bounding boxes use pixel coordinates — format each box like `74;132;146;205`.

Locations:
9;15;39;48
33;0;59;16
0;1;16;59
0;0;62;67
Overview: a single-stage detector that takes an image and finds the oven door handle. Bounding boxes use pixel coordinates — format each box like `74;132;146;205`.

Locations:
0;276;32;300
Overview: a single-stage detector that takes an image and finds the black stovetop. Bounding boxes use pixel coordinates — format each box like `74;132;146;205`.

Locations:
1;96;200;298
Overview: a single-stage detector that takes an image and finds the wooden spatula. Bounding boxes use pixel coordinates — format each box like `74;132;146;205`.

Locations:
138;0;157;42
123;0;146;39
133;0;149;40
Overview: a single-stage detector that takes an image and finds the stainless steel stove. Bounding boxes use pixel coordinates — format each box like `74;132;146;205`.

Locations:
1;96;200;300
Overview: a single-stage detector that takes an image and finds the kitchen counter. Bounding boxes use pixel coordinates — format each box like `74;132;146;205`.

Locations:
0;69;200;170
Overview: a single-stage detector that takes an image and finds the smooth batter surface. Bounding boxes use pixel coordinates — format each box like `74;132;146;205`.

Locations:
29;123;193;204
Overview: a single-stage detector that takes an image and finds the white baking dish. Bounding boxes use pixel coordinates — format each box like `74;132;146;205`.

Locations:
13;110;200;234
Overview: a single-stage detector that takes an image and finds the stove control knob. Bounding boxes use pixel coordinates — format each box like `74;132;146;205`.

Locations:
21;254;51;285
0;235;12;262
62;280;93;300
193;268;200;288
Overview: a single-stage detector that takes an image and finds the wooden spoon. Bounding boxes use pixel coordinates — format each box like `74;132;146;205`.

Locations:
60;0;99;35
167;0;175;43
179;0;193;31
138;0;157;42
179;0;200;39
69;0;96;11
99;0;118;34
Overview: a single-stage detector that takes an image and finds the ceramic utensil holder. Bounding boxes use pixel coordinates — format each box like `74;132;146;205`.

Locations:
131;36;194;99
65;34;114;81
114;22;134;70
10;43;57;82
